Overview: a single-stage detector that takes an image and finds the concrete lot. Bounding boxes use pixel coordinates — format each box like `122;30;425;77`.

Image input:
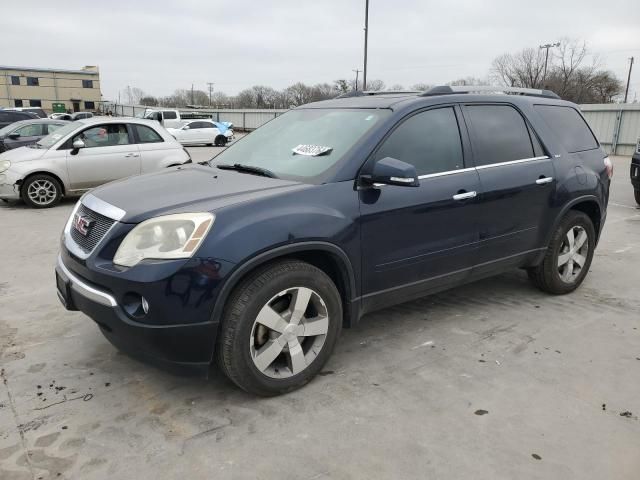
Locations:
0;152;639;480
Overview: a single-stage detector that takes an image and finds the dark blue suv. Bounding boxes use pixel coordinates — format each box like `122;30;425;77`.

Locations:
56;86;611;395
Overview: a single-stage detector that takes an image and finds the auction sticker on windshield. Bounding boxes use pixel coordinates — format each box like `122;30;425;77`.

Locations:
292;145;333;156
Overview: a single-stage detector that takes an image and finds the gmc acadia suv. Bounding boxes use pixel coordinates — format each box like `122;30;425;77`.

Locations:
55;86;611;396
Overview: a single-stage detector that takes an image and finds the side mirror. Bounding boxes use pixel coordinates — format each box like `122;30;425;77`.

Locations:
71;139;86;155
361;157;419;188
7;133;20;139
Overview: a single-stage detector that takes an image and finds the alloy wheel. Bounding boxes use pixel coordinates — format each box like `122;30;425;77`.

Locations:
557;225;589;283
27;179;57;206
250;286;329;379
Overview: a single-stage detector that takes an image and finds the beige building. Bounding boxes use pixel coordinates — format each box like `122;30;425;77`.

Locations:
0;65;101;113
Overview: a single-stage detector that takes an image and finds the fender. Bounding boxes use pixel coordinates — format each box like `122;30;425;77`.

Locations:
533;194;604;265
209;241;359;327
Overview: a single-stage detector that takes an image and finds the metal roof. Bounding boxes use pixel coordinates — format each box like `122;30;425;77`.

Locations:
0;65;99;75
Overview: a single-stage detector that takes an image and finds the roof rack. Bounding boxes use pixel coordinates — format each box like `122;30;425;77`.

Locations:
336;90;422;99
421;85;560;99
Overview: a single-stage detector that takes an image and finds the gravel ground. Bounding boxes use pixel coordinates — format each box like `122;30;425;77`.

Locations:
0;154;638;480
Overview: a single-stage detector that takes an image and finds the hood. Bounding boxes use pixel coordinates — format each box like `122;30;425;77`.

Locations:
89;164;309;223
0;145;47;163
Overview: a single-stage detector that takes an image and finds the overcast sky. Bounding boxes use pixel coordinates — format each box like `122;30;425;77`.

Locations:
3;0;639;101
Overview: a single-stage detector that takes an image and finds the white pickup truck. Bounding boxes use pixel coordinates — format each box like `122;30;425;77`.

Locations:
142;109;186;129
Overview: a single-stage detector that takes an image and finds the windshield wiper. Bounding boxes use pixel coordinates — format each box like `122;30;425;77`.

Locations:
216;163;277;178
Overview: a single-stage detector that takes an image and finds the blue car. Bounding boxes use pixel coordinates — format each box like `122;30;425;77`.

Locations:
56;86;611;395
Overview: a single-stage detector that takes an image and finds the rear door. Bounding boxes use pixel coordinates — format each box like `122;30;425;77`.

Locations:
359;106;481;311
65;123;141;190
462;103;555;274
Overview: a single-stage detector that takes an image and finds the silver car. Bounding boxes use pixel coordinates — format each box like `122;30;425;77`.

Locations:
0;117;191;208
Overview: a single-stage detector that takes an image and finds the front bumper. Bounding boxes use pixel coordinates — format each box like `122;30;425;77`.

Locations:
55;253;230;377
0;170;20;200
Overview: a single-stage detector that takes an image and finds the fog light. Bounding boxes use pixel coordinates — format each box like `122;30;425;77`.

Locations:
141;296;150;314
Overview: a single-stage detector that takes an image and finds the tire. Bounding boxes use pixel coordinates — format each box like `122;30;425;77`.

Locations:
635;189;640;206
214;135;227;147
217;260;342;396
21;174;62;208
528;211;595;294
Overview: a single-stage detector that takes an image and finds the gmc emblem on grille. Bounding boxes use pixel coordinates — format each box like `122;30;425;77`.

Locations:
72;214;95;237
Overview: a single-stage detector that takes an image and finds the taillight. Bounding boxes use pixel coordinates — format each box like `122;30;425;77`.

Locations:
604;156;613;179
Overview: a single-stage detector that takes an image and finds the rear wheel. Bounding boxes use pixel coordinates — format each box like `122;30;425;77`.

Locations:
21;174;62;208
214;135;227;147
217;260;342;396
528;211;595;294
634;189;640;206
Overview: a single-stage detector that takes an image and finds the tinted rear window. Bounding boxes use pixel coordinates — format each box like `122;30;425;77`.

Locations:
534;105;598;153
465;105;535;166
163;111;178;119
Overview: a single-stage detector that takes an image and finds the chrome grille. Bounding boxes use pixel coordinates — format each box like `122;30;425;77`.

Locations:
69;204;115;254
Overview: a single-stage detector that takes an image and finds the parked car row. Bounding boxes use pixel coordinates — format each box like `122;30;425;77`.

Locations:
0;117;191;208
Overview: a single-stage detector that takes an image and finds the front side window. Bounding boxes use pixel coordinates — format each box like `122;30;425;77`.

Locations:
11;76;20;85
134;124;163;143
29;100;42;107
15;124;43;137
82;80;93;88
74;124;131;148
212;109;390;180
27;77;39;86
534;105;598;153
163;111;178;120
465;105;535;166
374;107;464;176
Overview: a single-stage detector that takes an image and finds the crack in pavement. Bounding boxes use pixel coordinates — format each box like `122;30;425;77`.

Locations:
1;368;36;480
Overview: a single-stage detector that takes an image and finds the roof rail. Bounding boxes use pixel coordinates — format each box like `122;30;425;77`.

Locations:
336;90;422;99
421;85;560;99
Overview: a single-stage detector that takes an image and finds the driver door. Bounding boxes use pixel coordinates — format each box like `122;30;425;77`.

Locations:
359;106;481;312
65;123;141;190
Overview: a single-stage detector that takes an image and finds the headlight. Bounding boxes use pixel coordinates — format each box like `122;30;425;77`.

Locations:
0;160;10;173
113;212;214;267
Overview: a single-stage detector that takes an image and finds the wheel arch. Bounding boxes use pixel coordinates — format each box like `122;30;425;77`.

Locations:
211;242;359;330
17;170;67;196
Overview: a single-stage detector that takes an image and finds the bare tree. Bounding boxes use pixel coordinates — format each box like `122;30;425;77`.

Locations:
411;83;432;91
366;79;386;91
333;79;350;94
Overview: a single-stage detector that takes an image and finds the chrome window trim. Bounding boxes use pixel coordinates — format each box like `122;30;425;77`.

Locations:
83;193;126;221
417;167;475;180
57;254;117;307
475;156;550;170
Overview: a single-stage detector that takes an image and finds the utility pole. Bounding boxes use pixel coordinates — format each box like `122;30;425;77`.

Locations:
353;69;362;91
624;57;634;103
207;82;214;106
539;42;560;83
362;0;369;91
127;85;132;104
191;83;194;105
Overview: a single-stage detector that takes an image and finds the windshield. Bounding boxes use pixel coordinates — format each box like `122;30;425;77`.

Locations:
35;122;80;149
0;122;24;136
211;109;389;180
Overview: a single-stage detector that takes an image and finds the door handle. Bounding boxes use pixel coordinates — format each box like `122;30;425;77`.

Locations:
536;176;553;185
124;153;140;158
452;191;477;201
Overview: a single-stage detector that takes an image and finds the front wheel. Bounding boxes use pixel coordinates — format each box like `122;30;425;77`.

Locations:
21;174;62;208
528;211;595;294
217;260;342;396
214;135;227;147
634;189;640;206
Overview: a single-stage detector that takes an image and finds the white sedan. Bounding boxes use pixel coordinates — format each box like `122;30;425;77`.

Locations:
167;120;234;147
